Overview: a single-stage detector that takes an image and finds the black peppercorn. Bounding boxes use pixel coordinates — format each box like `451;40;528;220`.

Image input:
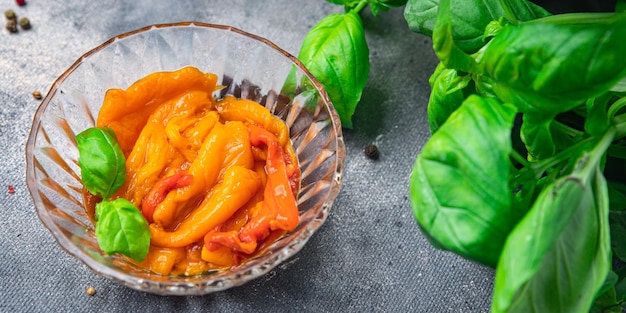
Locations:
5;19;17;33
364;144;379;160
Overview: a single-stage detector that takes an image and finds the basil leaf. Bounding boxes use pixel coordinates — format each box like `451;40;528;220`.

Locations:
431;0;478;73
611;77;626;92
403;0;549;54
520;113;556;160
615;269;626;302
585;94;612;137
608;180;626;211
609;210;626;262
492;134;613;313
410;95;520;267
427;62;472;133
298;11;370;128
76;127;126;199
95;198;151;262
499;0;551;23
482;13;626;115
591;272;621;313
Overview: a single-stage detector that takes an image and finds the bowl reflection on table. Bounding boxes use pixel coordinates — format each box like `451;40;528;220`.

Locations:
25;22;345;296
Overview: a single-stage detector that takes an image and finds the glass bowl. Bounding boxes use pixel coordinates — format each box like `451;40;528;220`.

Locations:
25;22;345;296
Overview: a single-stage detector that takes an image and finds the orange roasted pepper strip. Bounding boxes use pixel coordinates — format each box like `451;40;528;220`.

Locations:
201;245;237;267
97;67;217;153
152;121;254;228
245;124;300;233
113;90;214;207
204;124;299;253
150;165;262;248
215;96;289;147
140;246;186;275
141;173;193;223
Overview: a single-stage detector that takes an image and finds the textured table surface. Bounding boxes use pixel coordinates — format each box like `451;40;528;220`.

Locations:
0;1;496;312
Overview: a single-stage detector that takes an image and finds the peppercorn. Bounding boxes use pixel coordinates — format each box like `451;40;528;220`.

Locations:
5;19;17;33
18;17;30;30
364;144;379;160
4;9;16;20
32;90;42;100
15;0;26;6
7;185;15;194
85;286;96;296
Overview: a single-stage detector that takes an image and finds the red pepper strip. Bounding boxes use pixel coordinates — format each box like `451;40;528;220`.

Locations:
238;124;299;243
204;230;257;255
141;173;193;223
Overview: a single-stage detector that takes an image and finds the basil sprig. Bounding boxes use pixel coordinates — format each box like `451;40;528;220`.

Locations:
76;127;126;199
405;0;626;311
298;10;369;129
76;127;150;262
95;198;151;262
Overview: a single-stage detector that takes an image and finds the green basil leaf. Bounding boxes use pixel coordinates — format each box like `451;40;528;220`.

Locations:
492;134;613;313
615;269;626;302
427;62;472;133
482;13;626;115
591;276;621;313
585;94;613;137
431;0;478;73
76;127;126;199
298;12;370;129
520;113;556;160
499;0;551;23
609;210;626;262
95;198;151;262
611;77;626;93
403;0;549;54
410;95;520;267
608;180;626;211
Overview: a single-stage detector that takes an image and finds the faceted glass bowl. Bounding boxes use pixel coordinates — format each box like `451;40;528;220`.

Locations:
25;22;345;295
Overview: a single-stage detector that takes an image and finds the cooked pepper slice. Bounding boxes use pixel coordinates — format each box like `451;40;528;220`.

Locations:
149;166;262;248
97;67;218;153
141;172;193;223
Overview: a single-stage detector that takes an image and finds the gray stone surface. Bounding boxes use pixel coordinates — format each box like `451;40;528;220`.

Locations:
0;0;494;312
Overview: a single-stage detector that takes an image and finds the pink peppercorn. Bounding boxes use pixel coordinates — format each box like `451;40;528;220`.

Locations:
15;0;26;6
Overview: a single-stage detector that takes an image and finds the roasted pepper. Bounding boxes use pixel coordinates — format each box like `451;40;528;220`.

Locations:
151;121;254;228
215;96;289;147
97;67;217;153
150;165;262;248
204;124;300;253
141;172;193;223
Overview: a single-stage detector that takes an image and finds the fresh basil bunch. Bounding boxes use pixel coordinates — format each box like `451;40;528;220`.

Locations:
405;0;626;311
76;127;150;262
